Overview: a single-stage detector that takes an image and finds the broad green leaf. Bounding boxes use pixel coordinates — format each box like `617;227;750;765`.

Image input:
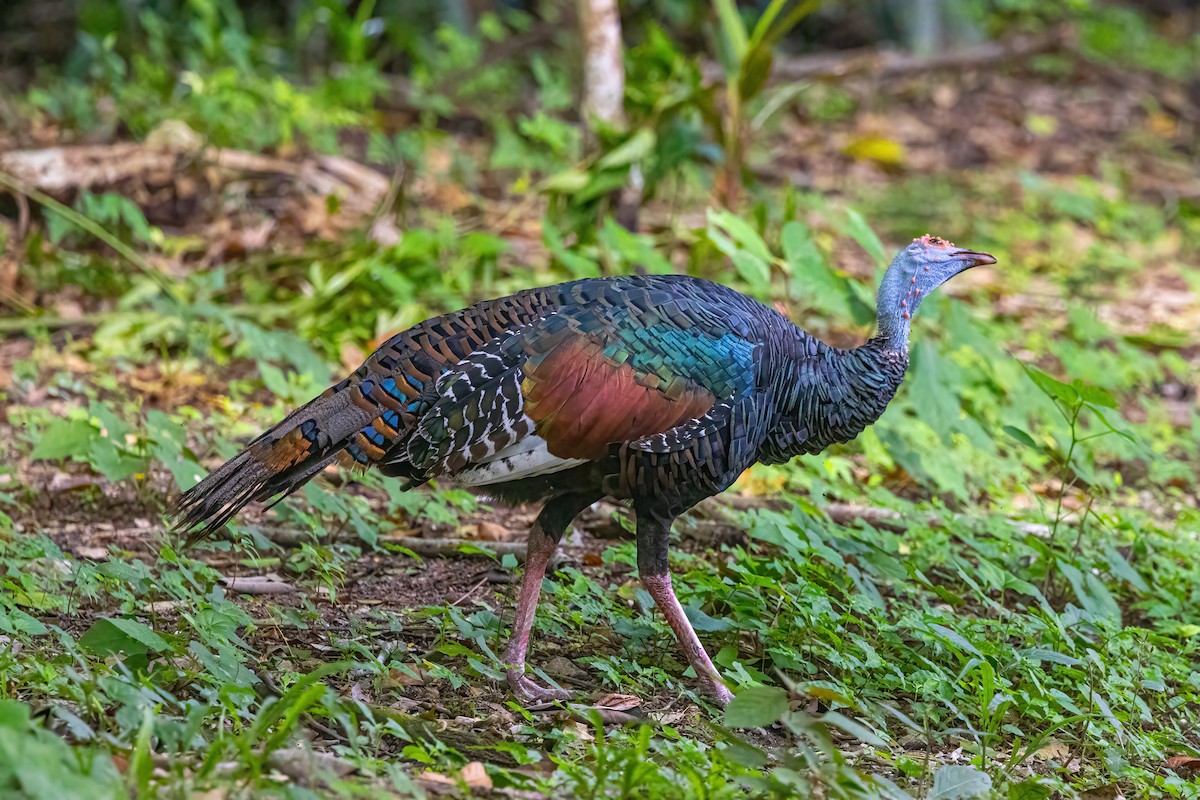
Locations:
929;765;993;800
577;170;632;203
684;604;733;632
731;251;771;293
597;128;656;169
1072;379;1117;409
0;700;31;731
539;168;590;193
78;617;171;657
1008;779;1052;800
748;0;818;51
707;208;774;262
30;418;97;462
781;221;861;322
455;543;499;559
1023;365;1079;406
739;46;774;101
820;710;888;747
909;342;960;440
1102;544;1148;593
1092;692;1125;741
544;224;601;278
0;609;48;637
1003;425;1037;448
1019;648;1081;667
929;623;984;658
781;220;821;274
712;0;749;68
843;207;887;266
51;705;95;741
722;737;768;768
1058;562;1121;626
725;685;788;727
88;439;145;482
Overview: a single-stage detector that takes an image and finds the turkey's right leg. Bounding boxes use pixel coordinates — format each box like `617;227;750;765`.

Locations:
502;491;599;703
636;513;734;706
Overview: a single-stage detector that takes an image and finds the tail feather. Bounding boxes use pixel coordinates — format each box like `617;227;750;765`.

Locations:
170;388;376;542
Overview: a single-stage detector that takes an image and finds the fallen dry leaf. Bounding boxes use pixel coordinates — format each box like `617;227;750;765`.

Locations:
76;547;109;561
460;761;493;789
417;770;455;785
476;521;512;541
592;693;643;711
1036;742;1070;761
1167;756;1200;777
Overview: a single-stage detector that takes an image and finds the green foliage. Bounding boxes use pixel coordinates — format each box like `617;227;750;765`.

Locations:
46;192;160;249
4;0;1198;796
929;765;993;800
709;0;818;208
725;685;789;727
0;700;124;799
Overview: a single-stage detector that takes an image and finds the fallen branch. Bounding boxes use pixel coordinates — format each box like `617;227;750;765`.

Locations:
0;121;389;225
527;692;646;726
220;574;297;595
385;536;581;564
528;703;643;726
715;496;1052;539
266;748;356;788
824;502;1053;539
701;30;1064;86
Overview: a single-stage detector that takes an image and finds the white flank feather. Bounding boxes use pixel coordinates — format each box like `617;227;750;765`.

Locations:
452;435;585;486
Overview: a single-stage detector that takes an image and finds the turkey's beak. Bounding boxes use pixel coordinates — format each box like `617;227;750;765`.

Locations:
952;249;997;268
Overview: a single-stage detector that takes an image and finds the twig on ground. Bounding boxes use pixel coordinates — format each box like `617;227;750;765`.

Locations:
525;701;645;726
700;30;1064;86
715;496;1053;539
385;536;579;564
220;574;298;595
266;747;357;787
450;575;491;607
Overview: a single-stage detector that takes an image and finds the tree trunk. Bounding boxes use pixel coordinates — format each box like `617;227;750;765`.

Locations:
579;0;626;128
577;0;642;234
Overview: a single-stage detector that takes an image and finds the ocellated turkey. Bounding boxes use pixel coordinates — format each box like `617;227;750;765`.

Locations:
173;234;995;705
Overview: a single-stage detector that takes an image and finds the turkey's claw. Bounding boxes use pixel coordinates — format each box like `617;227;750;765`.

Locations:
703;679;735;707
507;668;574;704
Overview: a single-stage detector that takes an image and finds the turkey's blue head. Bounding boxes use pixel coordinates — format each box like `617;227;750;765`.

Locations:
875;234;995;349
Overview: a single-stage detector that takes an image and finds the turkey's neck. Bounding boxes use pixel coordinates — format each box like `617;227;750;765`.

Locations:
769;329;909;456
824;336;910;424
874;261;916;351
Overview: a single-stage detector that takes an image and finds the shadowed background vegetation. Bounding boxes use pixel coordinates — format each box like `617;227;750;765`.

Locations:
0;0;1197;797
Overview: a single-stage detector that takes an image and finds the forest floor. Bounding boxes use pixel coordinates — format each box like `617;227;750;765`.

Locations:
2;19;1199;800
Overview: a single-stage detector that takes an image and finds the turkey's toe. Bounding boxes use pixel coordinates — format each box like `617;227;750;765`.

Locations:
507;669;574;704
706;681;735;707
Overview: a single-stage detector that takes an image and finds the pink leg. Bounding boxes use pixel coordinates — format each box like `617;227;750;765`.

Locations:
501;521;572;703
642;573;734;706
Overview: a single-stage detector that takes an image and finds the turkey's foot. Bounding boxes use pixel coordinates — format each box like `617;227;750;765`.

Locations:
641;571;736;709
702;679;735;707
506;668;574;704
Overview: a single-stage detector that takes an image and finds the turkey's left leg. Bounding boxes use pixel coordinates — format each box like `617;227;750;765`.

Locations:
636;514;735;706
502;491;599;703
